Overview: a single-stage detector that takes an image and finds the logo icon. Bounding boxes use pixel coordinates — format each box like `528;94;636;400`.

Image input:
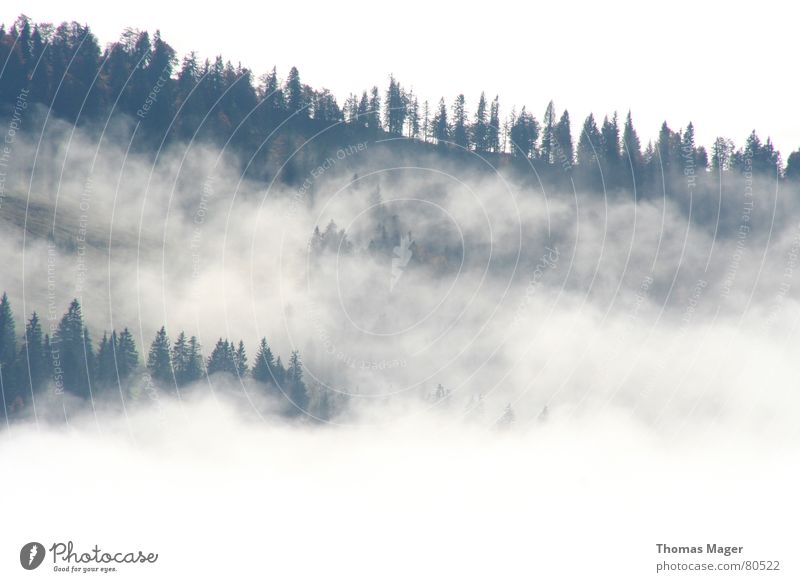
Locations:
20;542;46;570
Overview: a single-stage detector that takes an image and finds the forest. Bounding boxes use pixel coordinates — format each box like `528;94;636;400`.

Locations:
0;14;795;423
0;292;334;420
0;13;797;193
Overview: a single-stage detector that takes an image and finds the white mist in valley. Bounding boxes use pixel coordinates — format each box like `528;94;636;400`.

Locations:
1;112;800;581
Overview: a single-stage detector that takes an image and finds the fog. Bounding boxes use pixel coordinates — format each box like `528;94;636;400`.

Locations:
1;111;799;580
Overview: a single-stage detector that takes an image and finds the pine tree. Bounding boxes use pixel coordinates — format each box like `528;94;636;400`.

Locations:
96;332;117;388
284;66;304;116
472;92;488;152
252;338;275;384
622;111;643;179
509;107;539;159
432;98;449;145
357;91;369;129
147;326;173;384
451;94;468;148
286;350;309;413
408;94;420;139
541;100;556;163
55;299;94;398
171;331;190;385
487;96;501;153
785;150;800;180
553;110;573;169
368;86;381;130
384;74;406;135
207;338;236;376
600;113;621;181
421;100;431;143
577;113;601;168
0;292;15;372
116;328;139;382
17;312;46;400
185;336;204;383
234;340;248;376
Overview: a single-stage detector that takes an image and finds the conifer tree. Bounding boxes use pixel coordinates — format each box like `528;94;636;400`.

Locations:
432;98;449;145
284;66;304;116
56;299;94;398
553;110;573;168
472;92;488;152
207;338;236;376
541;100;556;163
0;292;15;371
286;350;309;413
577;113;602;167
451;94;468;148
488;96;501;153
147;326;173;384
234;340;248;376
622;111;643;179
116;328;139;382
252;338;275;384
368;86;381;130
17;312;46;400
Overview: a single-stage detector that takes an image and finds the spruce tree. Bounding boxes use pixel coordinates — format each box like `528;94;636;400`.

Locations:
432;98;449;145
252;338;275;384
577;113;601;168
234;340;248;376
0;293;15;372
451;94;468;148
541;100;556;163
487;96;501;153
116;328;139;382
147;327;172;384
17;312;46;400
287;350;309;413
171;331;189;385
56;299;94;398
622;111;643;178
553;110;573;168
207;338;236;376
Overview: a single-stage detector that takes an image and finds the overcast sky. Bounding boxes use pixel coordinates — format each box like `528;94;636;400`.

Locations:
4;0;799;156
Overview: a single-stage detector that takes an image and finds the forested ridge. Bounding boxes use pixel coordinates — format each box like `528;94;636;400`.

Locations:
0;14;795;423
0;292;339;420
0;14;797;192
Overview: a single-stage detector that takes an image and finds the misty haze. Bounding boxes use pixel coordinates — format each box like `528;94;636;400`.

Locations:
1;10;798;581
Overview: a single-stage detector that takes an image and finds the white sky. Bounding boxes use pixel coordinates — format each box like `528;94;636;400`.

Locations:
4;0;799;156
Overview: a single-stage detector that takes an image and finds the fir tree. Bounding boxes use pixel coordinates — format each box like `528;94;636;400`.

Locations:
252;338;275;384
147;326;173;384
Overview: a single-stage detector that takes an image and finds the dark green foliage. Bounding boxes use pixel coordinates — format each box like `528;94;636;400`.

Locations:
234;341;248;376
147;327;172;385
252;338;276;384
286;351;309;414
451;94;468;149
206;338;237;376
55;300;95;398
472;92;488;153
0;293;16;371
509;107;539;159
17;312;47;401
116;328;139;382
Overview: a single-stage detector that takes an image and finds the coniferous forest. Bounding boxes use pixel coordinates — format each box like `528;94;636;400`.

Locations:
0;14;796;424
0;14;796;188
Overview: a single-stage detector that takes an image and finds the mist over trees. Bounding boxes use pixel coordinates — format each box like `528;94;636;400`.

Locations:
0;14;794;427
0;13;796;193
0;294;346;421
